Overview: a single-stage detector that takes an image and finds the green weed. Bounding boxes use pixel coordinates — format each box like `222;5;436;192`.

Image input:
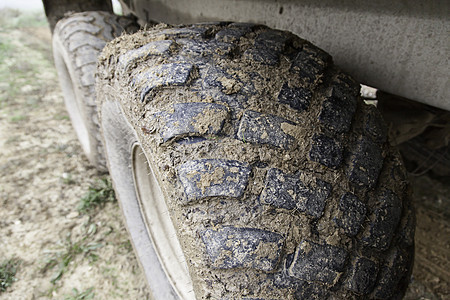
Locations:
40;177;117;284
10;113;27;123
0;38;13;61
0;258;21;293
64;287;95;300
118;240;133;253
0;37;14;106
42;232;103;284
77;178;116;214
54;114;70;121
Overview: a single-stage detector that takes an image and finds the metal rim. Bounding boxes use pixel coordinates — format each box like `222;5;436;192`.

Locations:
131;144;195;300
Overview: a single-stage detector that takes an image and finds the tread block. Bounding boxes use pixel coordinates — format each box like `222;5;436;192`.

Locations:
274;270;329;300
215;27;250;43
318;85;357;133
74;46;99;67
290;50;327;83
363;189;402;250
277;82;312;112
260;169;332;218
347;136;384;188
243;30;291;65
200;65;242;94
237;110;296;149
274;272;329;299
158;26;209;38
200;89;248;111
67;32;106;52
155;102;228;142
61;15;95;27
334;192;367;236
260;168;298;210
302;44;332;66
309;134;343;169
61;22;101;40
201;65;227;89
297;178;332;218
80;64;96;87
179;38;234;57
398;205;415;246
228;22;258;28
135;63;195;101
373;248;411;299
331;77;359;98
288;240;348;285
294;282;329;300
344;256;379;295
178;159;251;203
364;105;387;144
118;40;173;70
255;30;289;51
244;48;280;66
200;226;284;271
335;72;360;96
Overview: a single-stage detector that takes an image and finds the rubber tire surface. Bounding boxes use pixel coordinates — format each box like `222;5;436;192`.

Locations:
53;11;139;170
100;100;185;299
97;23;415;299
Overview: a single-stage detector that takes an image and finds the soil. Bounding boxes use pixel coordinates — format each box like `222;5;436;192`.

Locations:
404;175;450;299
0;8;448;300
0;9;149;299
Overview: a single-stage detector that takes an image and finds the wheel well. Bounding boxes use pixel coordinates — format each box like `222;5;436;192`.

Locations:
42;0;113;32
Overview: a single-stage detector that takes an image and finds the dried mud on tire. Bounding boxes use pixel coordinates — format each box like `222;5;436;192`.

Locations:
0;9;447;300
97;23;415;299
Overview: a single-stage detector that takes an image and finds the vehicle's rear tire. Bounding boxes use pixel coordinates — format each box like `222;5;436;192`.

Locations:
97;23;415;299
53;11;139;171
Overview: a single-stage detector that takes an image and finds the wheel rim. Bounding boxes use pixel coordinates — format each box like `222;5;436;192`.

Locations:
132;144;195;300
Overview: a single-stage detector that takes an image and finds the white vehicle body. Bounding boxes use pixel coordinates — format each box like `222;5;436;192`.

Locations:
121;0;450;111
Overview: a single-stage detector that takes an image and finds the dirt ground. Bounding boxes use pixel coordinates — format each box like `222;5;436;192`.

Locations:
0;8;448;300
0;9;149;299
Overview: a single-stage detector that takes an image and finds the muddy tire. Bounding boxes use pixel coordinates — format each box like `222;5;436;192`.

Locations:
97;23;415;299
53;11;139;171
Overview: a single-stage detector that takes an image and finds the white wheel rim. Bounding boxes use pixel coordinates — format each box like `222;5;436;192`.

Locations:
132;144;195;300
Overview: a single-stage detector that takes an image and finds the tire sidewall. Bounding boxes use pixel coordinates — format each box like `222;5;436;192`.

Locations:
52;24;99;167
100;99;180;300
